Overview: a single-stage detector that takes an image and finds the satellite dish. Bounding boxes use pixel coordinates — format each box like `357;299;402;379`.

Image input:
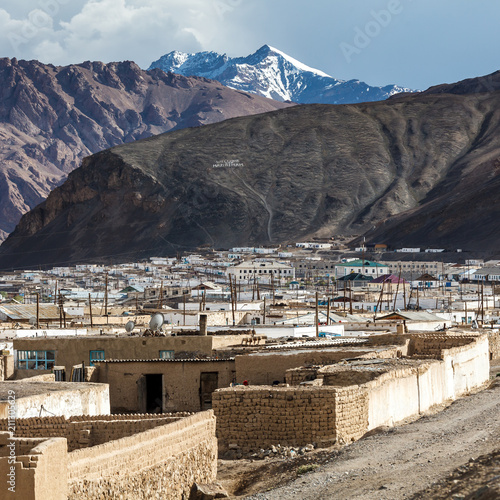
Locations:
149;314;163;331
29;317;37;326
125;321;135;333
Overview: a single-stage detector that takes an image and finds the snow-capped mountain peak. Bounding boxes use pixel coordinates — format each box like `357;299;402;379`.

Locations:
148;45;416;104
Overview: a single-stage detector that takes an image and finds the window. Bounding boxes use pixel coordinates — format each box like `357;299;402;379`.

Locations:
89;350;105;366
17;350;55;370
159;350;174;359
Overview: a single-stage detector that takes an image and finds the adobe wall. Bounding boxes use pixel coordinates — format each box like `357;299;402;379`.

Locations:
213;386;368;452
215;334;490;452
0;412;217;500
13;335;215;375
0;413;190;452
0;433;68;500
68;411;217;500
98;359;235;412
0;355;14;381
0;382;110;419
488;330;500;360
237;344;402;386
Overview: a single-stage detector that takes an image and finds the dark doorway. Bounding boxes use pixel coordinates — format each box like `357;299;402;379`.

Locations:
144;374;163;413
200;372;219;410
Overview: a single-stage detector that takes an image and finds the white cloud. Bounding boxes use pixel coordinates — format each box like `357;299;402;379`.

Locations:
0;0;247;67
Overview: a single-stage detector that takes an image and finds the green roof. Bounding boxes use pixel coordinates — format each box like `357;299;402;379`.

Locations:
337;260;386;268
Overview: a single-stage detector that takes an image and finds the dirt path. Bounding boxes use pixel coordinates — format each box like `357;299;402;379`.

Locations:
219;365;500;499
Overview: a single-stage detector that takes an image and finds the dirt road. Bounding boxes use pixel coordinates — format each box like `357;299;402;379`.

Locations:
241;370;500;499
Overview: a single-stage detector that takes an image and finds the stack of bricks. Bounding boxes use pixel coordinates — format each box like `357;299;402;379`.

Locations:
213;385;369;452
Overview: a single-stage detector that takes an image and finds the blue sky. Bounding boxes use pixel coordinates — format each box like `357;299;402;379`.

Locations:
0;0;498;90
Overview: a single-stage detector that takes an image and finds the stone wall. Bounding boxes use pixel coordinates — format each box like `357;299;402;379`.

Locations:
0;413;191;452
213;386;368;452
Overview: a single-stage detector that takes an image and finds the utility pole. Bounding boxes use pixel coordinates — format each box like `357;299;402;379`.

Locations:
89;293;94;327
263;297;266;325
315;291;319;338
36;293;40;329
183;294;186;326
326;297;330;326
104;273;109;324
54;280;58;305
58;293;63;329
393;267;402;311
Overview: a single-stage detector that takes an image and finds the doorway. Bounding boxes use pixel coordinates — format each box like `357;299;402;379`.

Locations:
142;374;163;413
200;372;219;410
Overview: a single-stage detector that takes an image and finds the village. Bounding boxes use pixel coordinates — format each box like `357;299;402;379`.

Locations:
0;243;499;499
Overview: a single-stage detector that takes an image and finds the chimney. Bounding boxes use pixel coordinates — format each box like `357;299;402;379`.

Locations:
199;314;208;336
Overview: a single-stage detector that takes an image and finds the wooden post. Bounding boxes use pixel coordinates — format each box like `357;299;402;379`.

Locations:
263;297;266;325
36;293;39;329
183;294;186;326
58;293;63;328
89;293;94;327
315;291;319;338
104;273;109;324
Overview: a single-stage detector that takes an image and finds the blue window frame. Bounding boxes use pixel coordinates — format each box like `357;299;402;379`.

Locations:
89;350;105;366
159;350;174;360
17;350;55;370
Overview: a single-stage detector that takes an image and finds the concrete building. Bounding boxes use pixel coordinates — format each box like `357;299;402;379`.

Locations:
334;260;389;278
227;260;295;283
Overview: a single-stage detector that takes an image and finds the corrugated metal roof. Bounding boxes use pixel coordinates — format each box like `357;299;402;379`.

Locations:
97;358;235;363
0;304;69;321
378;311;446;322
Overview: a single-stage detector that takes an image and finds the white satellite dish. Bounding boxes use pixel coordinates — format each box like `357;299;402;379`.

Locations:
149;314;163;331
125;321;135;333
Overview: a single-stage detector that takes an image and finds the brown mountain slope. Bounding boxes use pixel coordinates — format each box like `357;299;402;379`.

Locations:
1;75;500;268
0;57;291;241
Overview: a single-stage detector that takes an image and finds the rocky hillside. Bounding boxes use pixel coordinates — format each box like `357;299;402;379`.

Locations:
0;57;291;241
1;71;500;268
149;45;415;104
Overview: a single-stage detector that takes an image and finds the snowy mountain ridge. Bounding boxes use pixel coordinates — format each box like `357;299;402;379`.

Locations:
149;44;416;104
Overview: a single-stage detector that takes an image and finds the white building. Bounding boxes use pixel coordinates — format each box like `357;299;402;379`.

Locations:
227;261;295;283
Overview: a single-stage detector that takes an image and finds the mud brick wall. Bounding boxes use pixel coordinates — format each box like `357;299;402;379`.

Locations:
213;386;368;452
410;334;477;359
0;413;192;451
68;411;217;500
285;366;323;386
488;330;500;360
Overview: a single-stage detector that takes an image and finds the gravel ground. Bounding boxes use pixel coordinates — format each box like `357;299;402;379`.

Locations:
243;368;500;500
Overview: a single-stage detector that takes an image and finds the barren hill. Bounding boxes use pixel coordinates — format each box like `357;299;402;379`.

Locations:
1;71;500;268
0;57;290;241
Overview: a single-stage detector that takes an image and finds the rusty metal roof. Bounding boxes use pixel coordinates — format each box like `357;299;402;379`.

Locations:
0;304;69;321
